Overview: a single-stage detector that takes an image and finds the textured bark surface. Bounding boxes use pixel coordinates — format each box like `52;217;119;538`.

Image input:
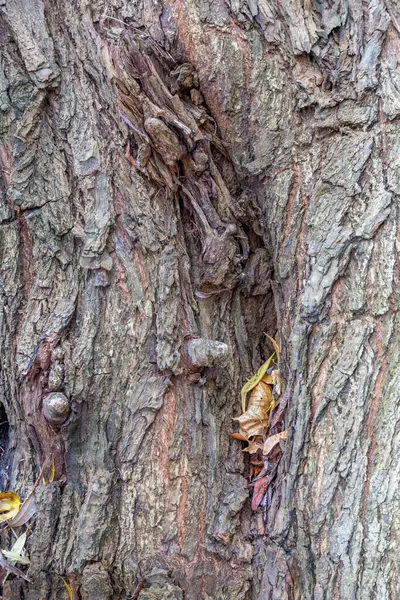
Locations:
0;1;399;599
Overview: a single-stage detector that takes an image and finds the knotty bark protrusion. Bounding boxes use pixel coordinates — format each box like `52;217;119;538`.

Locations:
42;392;70;426
184;338;229;369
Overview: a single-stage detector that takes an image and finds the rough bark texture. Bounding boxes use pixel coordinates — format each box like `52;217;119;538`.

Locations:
0;1;399;599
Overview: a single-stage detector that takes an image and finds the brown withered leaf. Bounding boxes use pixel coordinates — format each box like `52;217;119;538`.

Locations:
242;439;264;454
8;493;36;528
262;373;274;385
233;381;274;438
249;474;274;510
263;430;288;456
232;336;285;517
230;432;248;441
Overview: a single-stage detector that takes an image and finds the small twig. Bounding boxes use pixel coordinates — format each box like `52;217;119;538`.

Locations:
119;110;149;142
129;576;145;600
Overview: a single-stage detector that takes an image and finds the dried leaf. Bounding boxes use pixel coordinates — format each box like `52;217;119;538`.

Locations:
43;457;55;485
266;335;280;365
234;381;274;438
9;493;36;527
242;439;263;454
63;578;73;600
2;532;30;567
241;354;275;412
0;492;21;522
230;432;248;441
250;475;272;510
0;551;31;582
263;430;288;456
50;456;55;483
232;336;285;514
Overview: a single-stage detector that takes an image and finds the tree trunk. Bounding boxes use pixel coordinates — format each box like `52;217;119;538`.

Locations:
0;1;398;599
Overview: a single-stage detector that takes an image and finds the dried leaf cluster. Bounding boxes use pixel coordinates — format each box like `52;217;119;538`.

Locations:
0;459;58;585
232;336;287;514
0;490;34;582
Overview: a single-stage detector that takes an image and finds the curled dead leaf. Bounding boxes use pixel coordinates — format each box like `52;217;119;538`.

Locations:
232;336;285;515
263;430;288;456
8;493;36;527
234;381;274;438
241;354;275;412
242;439;264;454
231;432;248;441
249;474;274;511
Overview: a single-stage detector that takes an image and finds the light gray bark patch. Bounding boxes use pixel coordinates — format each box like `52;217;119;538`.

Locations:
71;469;117;569
313;319;374;423
27;483;61;595
208;473;249;556
155;245;182;372
81;172;112;262
2;0;59;87
118;374;171;465
321;132;373;193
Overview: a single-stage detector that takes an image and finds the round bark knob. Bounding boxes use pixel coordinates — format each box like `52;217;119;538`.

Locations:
42;392;70;425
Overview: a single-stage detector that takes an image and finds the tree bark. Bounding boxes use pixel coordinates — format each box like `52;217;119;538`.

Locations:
0;1;399;599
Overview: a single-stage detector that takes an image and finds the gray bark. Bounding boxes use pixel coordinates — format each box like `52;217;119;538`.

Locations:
0;1;399;599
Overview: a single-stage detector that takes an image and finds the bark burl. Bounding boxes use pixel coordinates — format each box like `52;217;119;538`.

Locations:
0;1;399;599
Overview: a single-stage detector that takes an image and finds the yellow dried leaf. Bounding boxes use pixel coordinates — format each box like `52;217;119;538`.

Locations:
263;430;288;456
50;456;55;483
0;492;21;522
266;335;280;365
43;457;56;485
241;354;275;412
262;374;274;385
63;578;73;600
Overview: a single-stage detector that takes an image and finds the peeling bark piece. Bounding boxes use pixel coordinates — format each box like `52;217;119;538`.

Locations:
144;117;184;166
